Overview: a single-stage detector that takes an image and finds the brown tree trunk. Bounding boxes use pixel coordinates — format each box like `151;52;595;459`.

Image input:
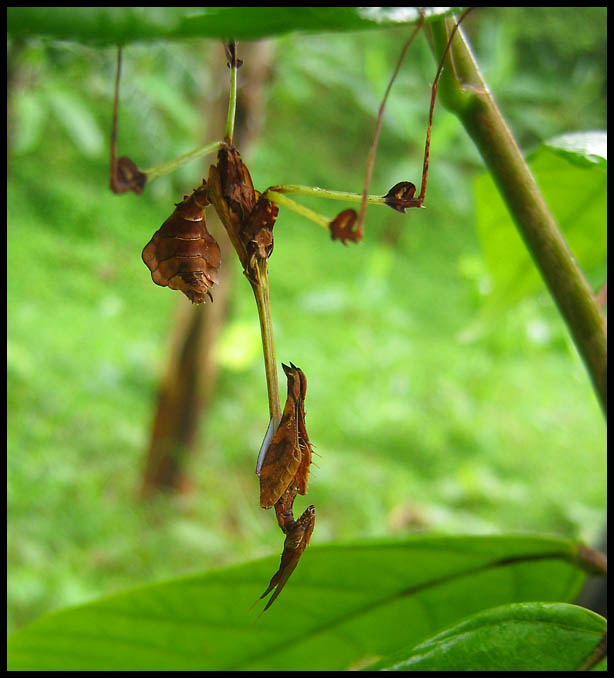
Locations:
140;41;274;497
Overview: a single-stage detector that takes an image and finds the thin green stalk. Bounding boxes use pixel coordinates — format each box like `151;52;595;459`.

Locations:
269;184;389;205
356;14;425;233
220;43;280;427
250;260;282;428
264;190;330;230
264;186;390;231
225;54;238;142
428;16;607;416
143;140;223;183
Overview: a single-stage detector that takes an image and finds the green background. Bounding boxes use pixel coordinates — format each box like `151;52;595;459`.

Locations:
7;6;606;643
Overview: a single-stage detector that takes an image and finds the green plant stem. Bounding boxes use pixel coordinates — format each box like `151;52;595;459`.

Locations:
249;260;281;429
576;543;607;576
428;16;607;416
270;184;389;205
225;56;238;142
143;140;223;183
264;186;390;231
264;190;330;230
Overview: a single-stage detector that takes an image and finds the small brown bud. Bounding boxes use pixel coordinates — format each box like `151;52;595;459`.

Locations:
330;208;360;245
111;156;147;195
384;181;417;213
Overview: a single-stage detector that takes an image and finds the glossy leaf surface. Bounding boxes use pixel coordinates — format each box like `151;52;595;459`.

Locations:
7;535;588;671
369;602;606;671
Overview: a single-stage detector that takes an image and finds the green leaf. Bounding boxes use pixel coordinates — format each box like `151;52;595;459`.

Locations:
12;91;48;155
545;131;607;169
472;132;606;322
7;7;460;45
7;535;588;671
369;602;607;671
45;88;105;158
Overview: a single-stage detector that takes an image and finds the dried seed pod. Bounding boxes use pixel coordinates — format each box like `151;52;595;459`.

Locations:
384;181;417;213
259;504;316;611
330;208;360;245
111;156;147;195
142;182;221;304
258;363;303;509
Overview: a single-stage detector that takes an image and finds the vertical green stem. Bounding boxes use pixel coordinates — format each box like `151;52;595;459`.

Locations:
225;56;238;143
220;42;281;429
250;261;282;428
429;16;607;416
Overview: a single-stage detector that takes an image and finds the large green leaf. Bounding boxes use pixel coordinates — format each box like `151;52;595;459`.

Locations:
369;602;607;670
473;131;607;320
7;7;458;45
7;535;589;671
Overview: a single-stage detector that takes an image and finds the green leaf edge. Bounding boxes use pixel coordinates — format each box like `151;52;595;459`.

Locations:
368;602;607;671
539;131;607;169
7;534;587;647
7;7;464;45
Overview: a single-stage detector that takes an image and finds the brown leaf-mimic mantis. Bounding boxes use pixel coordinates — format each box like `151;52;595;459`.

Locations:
111;9;474;611
258;363;303;510
256;363;315;610
259;504;315;613
250;361;317;609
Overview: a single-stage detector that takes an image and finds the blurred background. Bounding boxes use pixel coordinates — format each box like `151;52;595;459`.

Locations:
7;7;606;632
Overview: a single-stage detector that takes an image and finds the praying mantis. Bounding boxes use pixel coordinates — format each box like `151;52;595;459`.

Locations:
111;8;474;611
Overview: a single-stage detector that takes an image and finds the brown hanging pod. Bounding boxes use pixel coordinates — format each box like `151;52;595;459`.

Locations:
142;182;221;304
330;208;360;245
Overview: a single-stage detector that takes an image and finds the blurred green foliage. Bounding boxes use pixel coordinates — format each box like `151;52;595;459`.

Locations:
7;6;447;44
7;7;606;634
473;136;606;321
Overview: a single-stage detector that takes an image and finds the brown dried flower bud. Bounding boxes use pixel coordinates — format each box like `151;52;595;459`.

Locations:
110;157;147;195
330;208;360;245
384;181;418;213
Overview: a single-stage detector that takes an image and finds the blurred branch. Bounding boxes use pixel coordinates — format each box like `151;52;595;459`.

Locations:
427;15;607;417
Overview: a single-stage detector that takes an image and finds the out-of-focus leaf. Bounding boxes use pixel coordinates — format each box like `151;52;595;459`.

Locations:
470;132;606;325
12;90;48;155
545;131;607;168
7;7;459;45
46;88;105;158
369;602;607;671
138;73;198;134
7;535;587;670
